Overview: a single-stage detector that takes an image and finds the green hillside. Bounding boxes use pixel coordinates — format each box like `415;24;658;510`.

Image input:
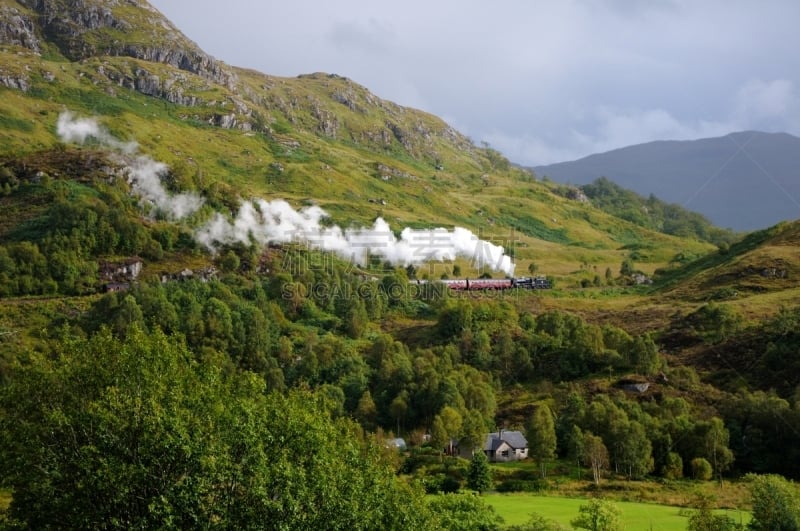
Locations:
0;0;718;288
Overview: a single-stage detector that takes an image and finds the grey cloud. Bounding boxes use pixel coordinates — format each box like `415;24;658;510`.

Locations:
150;0;800;165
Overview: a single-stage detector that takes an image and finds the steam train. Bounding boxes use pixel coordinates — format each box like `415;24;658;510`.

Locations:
416;276;551;291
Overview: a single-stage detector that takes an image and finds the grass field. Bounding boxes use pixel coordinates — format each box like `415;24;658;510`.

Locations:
485;493;750;530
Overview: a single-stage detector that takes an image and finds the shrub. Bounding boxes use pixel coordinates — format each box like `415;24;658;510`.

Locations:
662;452;684;479
747;474;800;531
691;457;713;481
424;474;461;494
496;479;548;493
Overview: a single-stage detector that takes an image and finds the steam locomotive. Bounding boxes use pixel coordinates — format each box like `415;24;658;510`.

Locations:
418;276;551;291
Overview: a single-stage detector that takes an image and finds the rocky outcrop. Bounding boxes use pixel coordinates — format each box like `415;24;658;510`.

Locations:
0;6;41;52
117;44;237;90
375;163;416;182
95;64;201;106
0;72;30;91
309;98;339;137
16;0;237;89
387;122;412;152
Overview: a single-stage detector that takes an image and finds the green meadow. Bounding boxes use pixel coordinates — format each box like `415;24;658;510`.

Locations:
484;494;750;530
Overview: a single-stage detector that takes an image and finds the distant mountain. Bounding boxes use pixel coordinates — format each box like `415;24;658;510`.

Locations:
534;132;800;231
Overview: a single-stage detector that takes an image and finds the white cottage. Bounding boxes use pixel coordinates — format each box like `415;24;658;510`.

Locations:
483;430;528;462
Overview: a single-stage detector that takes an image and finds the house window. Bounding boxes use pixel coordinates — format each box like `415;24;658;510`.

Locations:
501;450;509;457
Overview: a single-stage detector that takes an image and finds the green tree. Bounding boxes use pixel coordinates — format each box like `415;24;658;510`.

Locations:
692;457;713;481
467;450;493;494
219;249;240;273
620;258;635;277
427;492;503;531
626;334;661;375
431;415;450;455
439;300;474;340
568;424;586;479
461;409;488;456
688;303;743;344
583;432;609;485
202;296;233;351
113;294;145;337
506;513;567;530
748;474;800;531
700;417;735;483
0;327;432;529
687;494;743;531
389;392;409;435
345;297;369;339
617;420;653;479
662;451;684;479
527;404;557;478
355;389;378;430
434;406;463;455
571;498;622;531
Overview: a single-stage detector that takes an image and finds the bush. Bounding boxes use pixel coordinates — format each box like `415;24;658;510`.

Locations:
662;452;684;479
424;474;461;494
510;469;541;481
571;498;622;531
427;492;503;531
401;447;442;474
496;479;548;493
747;474;800;531
691;457;713;481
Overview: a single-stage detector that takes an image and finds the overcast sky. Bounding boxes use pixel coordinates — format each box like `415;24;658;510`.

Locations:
148;0;800;165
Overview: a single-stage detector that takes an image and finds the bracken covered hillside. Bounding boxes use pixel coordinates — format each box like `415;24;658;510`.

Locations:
0;0;718;287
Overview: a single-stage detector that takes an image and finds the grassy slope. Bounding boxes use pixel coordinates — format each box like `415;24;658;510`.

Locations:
0;43;714;286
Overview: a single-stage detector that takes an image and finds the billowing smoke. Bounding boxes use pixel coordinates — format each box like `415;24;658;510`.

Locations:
57;111;137;153
197;199;516;276
57;110;515;274
56;111;203;219
125;156;204;220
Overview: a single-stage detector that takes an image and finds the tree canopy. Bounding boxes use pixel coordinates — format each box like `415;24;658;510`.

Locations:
0;327;431;529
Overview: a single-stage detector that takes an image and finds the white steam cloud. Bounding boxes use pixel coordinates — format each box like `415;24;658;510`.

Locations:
56;111;203;219
197;199;516;276
57;111;137;153
57;110;515;275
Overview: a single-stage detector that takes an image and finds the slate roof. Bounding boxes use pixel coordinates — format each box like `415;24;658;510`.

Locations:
484;430;528;451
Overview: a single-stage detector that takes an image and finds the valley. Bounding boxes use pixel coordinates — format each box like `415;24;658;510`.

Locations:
0;1;799;529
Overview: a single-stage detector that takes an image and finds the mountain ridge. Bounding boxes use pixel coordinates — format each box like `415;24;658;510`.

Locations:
534;130;800;231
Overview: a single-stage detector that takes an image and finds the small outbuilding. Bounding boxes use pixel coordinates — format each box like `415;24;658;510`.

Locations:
386;437;407;451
